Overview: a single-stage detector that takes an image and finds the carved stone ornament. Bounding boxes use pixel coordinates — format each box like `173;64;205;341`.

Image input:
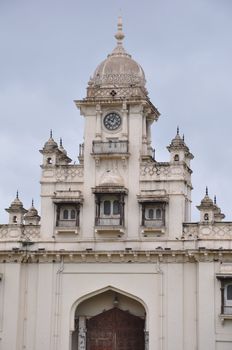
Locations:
56;166;84;182
140;163;170;177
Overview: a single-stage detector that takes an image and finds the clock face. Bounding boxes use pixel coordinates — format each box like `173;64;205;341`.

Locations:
103;112;121;130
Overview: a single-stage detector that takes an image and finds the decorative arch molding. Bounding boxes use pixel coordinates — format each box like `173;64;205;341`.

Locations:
69;285;149;332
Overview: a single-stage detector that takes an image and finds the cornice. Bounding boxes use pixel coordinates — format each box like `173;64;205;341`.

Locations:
0;249;231;264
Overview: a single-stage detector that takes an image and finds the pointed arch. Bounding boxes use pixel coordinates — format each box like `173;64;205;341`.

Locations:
69;285;148;332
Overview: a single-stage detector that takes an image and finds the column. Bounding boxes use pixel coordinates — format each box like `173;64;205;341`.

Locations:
121;101;128;139
95;104;102;139
78;316;87;350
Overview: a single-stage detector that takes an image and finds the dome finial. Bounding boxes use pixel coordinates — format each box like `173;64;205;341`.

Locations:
177;126;179;135
206;186;208;196
50;129;53;138
16;190;19;199
115;16;125;45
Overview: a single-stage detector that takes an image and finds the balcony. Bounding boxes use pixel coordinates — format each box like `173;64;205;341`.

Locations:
95;217;124;235
57;219;77;228
144;219;164;228
95;217;121;226
92;140;129;156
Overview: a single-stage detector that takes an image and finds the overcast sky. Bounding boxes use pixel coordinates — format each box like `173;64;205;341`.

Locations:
0;0;232;223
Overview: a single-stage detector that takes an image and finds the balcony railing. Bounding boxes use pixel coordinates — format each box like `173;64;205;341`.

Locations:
144;219;164;228
222;306;232;315
57;220;78;228
95;217;121;226
92;140;129;154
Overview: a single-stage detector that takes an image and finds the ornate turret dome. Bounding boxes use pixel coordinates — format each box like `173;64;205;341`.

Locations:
87;17;148;99
43;130;58;152
197;188;214;209
24;200;39;219
7;191;25;211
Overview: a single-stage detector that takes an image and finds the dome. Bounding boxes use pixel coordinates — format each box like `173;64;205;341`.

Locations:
24;201;39;218
197;187;214;209
43;131;58;152
91;49;146;89
169;128;186;149
10;192;23;209
88;17;147;97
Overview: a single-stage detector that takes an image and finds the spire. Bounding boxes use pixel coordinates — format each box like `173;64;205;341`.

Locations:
115;16;125;46
50;129;53;138
16;190;19;199
177;126;179;136
214;195;217;205
32;198;34;207
60;138;63;147
206;186;208;196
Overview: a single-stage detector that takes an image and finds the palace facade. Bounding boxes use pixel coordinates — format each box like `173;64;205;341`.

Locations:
0;18;232;350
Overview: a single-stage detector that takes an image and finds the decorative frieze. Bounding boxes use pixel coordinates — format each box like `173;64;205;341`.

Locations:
56;165;84;182
140;161;191;181
183;222;232;239
0;225;40;240
0;249;231;264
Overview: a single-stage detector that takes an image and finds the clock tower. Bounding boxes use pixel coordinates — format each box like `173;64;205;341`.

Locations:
75;17;160;240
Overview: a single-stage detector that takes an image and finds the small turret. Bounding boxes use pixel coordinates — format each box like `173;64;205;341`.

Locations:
167;127;194;167
5;191;27;225
24;199;40;225
40;130;58;166
197;187;215;223
213;195;225;222
57;138;72;165
40;131;72;166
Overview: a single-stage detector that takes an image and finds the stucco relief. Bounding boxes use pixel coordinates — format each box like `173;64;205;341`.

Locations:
96;72;141;85
56;166;84;182
24;226;40;239
91;86;145;99
140;163;170;177
0;226;8;239
183;223;232;239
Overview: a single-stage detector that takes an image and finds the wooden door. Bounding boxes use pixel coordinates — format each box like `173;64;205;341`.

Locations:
86;307;144;350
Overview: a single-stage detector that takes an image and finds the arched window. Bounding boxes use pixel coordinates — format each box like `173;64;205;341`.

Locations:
156;208;162;219
47;157;52;164
204;213;209;221
71;209;76;220
113;200;120;215
63;209;69;220
148;209;154;219
174;154;179;161
104;201;111;215
13;216;17;223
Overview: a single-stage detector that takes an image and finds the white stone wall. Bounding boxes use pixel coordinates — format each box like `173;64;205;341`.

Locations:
0;259;232;350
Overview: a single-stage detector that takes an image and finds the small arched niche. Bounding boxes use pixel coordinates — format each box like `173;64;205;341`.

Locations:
71;288;147;350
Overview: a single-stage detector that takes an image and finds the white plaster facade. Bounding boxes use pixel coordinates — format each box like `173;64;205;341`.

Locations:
0;18;232;350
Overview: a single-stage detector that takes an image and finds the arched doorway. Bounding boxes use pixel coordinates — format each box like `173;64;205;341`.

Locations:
72;289;146;350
